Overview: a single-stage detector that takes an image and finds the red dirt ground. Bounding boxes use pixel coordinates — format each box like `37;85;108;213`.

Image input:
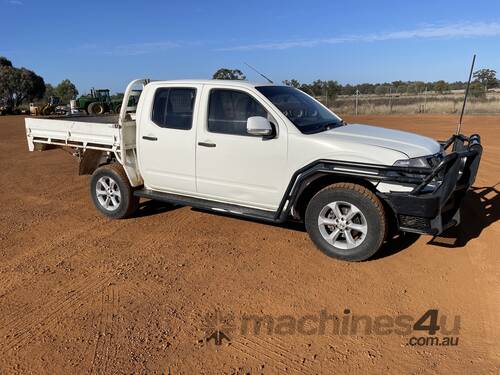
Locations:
0;114;498;374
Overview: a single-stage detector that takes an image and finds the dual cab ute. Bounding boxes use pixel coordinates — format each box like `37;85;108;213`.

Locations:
25;79;482;261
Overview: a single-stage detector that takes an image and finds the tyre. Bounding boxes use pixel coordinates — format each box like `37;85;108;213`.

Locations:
90;164;139;219
41;106;51;116
88;102;105;115
305;183;387;261
114;104;121;115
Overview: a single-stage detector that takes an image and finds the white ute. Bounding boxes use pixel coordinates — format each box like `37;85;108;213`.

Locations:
26;79;482;261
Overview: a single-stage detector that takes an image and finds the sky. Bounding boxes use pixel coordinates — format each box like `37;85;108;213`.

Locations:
1;0;500;93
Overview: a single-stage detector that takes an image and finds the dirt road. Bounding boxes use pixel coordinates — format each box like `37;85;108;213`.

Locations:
0;115;498;374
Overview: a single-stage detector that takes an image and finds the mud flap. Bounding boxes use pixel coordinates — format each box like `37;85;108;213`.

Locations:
79;149;103;175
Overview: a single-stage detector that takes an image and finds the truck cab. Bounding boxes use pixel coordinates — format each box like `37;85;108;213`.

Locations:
25;79;482;261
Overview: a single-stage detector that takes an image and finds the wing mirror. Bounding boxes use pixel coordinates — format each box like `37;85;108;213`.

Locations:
247;116;274;137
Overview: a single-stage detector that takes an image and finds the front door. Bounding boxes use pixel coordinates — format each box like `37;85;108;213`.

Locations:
195;86;288;211
138;84;201;194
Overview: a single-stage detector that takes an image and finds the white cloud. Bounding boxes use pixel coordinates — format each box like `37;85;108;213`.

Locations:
8;0;23;5
218;21;500;51
107;42;179;56
71;41;179;56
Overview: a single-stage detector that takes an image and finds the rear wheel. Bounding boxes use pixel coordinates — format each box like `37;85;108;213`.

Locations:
88;102;105;115
305;183;387;261
90;164;139;219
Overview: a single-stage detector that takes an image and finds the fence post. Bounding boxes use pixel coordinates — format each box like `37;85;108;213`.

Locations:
355;89;359;116
389;87;393;113
423;86;427;113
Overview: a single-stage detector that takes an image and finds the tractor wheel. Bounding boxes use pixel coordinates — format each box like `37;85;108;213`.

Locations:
41;106;50;116
88;102;105;115
114;104;122;115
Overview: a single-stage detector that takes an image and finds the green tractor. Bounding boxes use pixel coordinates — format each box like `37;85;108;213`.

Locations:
77;88;122;115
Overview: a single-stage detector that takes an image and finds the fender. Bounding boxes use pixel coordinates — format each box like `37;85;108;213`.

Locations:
274;159;430;222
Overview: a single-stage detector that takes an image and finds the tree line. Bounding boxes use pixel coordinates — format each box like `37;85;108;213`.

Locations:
214;67;498;98
0;56;78;110
283;69;497;98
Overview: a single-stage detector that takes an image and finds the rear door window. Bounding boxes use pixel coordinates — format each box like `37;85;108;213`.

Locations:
152;87;196;130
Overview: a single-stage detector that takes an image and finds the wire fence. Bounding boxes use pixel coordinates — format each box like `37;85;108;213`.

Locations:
317;91;500;115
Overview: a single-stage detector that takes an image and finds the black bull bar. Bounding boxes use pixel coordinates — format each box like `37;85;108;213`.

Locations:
383;134;483;235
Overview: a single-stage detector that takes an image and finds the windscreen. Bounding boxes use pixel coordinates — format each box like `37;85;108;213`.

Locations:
256;86;344;134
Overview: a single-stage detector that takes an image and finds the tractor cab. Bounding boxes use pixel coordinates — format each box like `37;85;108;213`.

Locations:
91;89;111;104
48;96;61;106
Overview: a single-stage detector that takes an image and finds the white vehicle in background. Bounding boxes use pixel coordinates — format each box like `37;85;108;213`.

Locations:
25;79;482;261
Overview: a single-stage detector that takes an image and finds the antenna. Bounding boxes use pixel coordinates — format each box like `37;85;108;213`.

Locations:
244;62;273;84
456;54;476;135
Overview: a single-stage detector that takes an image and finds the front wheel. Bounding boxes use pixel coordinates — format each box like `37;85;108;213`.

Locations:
90;164;139;219
305;183;387;261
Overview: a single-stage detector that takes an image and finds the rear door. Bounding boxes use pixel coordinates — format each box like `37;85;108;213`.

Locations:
195;85;288;210
137;83;202;194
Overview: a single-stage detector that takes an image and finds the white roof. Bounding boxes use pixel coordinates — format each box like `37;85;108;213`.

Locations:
149;79;276;88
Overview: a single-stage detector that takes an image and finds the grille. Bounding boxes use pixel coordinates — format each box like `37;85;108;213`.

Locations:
399;215;431;231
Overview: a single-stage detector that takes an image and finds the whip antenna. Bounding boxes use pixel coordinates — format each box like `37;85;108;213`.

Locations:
244;62;273;84
457;54;476;135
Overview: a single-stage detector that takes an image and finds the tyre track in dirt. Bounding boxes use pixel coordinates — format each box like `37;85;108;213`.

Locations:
89;284;120;375
231;335;320;374
0;216;170;361
0;201;189;322
0;223;101;280
0;268;115;354
179;304;324;374
77;228;197;374
0;214;180;349
0;217;135;328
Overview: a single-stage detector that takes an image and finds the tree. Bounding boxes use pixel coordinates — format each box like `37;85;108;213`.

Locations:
55;79;78;103
43;83;56;102
283;79;301;88
0;63;45;108
374;85;390;95
473;68;497;91
310;80;325;96
469;81;486;98
357;83;376;95
414;81;427;93
324;80;342;99
433;80;449;94
212;68;246;80
299;83;314;95
0;56;13;67
111;92;124;101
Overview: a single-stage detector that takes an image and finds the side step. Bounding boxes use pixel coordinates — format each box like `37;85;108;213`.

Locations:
134;189;278;223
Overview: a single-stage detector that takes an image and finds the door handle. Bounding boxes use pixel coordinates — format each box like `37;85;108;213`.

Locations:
142;136;158;141
198;142;216;148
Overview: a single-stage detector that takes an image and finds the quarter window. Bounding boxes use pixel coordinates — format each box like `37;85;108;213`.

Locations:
152;87;196;130
208;89;268;135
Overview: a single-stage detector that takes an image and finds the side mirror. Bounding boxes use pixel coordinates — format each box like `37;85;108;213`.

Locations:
247;116;273;136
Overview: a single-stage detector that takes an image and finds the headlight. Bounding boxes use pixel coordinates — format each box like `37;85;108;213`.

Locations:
393;156;431;168
393;152;444;169
392;153;445;191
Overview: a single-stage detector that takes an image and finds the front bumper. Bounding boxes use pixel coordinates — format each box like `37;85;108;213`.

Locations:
382;134;482;235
